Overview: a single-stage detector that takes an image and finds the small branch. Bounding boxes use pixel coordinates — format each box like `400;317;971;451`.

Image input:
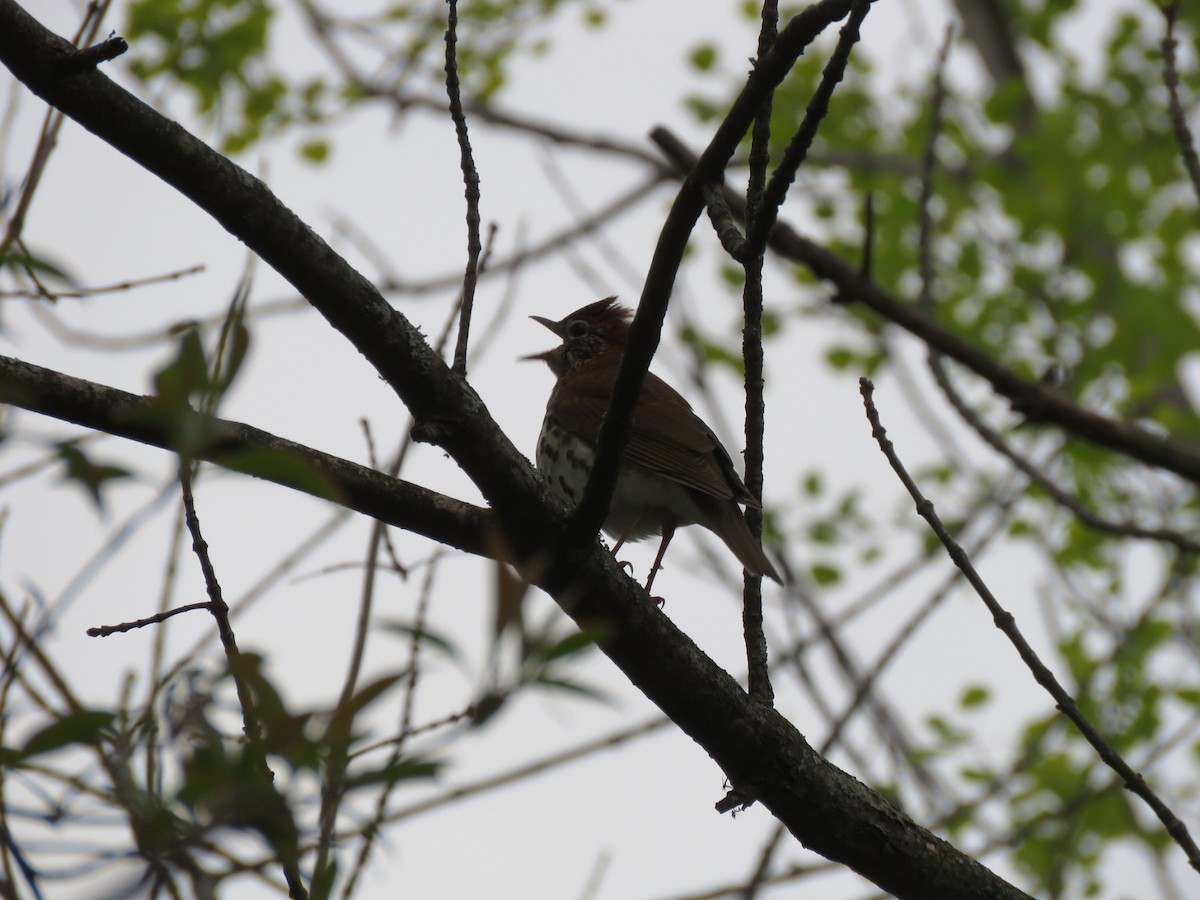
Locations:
0;263;206;300
445;0;482;377
702;182;747;260
859;377;1200;876
87;602;210;637
60;34;127;74
0;354;491;557
740;0;780;706
178;462;307;899
744;0;871;255
1160;2;1200;207
178;463;252;740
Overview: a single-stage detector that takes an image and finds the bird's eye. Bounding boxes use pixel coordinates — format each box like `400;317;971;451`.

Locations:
566;320;589;338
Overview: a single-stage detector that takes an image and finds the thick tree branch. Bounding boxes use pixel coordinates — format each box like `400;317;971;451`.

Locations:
0;0;550;541
0;354;492;557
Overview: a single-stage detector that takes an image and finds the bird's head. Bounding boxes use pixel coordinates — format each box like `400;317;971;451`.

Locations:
524;296;631;376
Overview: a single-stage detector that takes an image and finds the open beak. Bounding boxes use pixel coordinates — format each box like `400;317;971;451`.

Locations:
521;315;565;362
529;315;564;337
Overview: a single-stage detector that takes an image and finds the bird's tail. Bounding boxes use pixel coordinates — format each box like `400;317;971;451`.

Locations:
708;499;784;585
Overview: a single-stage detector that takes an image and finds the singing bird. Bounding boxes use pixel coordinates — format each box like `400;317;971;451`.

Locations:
527;297;782;592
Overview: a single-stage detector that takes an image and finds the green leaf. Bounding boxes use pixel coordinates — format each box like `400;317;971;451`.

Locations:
959;684;991;710
20;710;115;760
0;249;73;285
299;139;331;164
809;562;841;586
343;673;405;720
530;629;598;664
378;621;461;661
153;324;210;407
689;43;718;72
470;691;507;728
344;758;440;790
55;442;133;512
527;675;610;704
219;447;344;503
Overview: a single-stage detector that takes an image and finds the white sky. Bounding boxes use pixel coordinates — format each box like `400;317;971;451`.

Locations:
1;1;1188;899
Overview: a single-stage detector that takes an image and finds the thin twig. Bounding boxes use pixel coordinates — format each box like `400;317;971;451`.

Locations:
739;0;780;706
1160;2;1200;207
59;33;127;74
859;376;1200;876
312;459;385;886
744;0;871;255
340;293;475;898
0;264;205;299
177;462;308;899
87;602;210;637
445;0;482;377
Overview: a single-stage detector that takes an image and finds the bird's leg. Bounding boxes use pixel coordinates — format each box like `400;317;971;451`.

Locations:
609;511;646;557
643;519;676;598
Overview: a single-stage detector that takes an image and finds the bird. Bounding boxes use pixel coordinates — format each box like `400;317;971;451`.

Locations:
525;296;782;593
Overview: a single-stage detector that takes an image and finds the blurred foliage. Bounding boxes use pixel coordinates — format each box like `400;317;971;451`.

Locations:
684;1;1200;895
0;583;599;896
122;0;606;156
54;440;133;511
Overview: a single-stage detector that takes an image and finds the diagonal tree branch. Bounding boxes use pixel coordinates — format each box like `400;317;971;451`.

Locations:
0;0;549;539
0;354;492;557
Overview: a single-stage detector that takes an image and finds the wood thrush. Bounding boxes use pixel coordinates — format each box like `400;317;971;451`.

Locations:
527;297;783;591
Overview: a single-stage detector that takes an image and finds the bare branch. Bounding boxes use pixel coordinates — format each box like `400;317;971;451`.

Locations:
859;376;1200;876
444;0;482;377
744;0;871;255
87;601;211;637
0;353;492;557
1160;2;1200;206
739;0;782;707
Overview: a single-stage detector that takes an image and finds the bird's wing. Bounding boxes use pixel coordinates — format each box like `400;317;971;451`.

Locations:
550;370;758;505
